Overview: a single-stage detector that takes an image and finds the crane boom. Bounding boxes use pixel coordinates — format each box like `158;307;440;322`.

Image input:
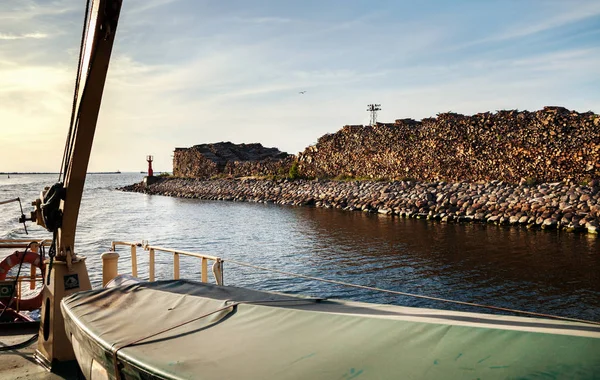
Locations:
59;0;122;263
34;0;124;368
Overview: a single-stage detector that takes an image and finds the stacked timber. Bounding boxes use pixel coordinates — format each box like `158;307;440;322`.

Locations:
297;107;600;183
173;142;290;178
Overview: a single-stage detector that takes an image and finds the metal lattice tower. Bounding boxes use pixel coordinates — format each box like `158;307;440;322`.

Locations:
367;104;381;126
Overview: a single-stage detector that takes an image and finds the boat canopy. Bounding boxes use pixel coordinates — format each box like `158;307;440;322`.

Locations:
62;280;600;379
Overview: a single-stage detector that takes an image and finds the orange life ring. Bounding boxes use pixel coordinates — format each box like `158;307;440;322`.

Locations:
0;251;44;311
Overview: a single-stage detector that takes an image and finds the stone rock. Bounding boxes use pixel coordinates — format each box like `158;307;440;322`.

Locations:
542;218;558;229
488;215;500;223
120;176;600;235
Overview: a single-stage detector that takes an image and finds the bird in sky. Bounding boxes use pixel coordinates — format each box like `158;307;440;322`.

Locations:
299;91;306;94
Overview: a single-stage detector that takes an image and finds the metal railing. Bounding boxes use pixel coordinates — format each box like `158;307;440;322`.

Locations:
0;238;51;249
108;241;224;286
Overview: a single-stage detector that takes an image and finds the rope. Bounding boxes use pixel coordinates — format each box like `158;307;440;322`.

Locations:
0;240;45;315
223;258;600;326
59;0;92;181
111;303;237;379
0;240;45;351
0;241;38;318
46;230;57;285
110;298;321;379
0;334;38;352
17;197;28;234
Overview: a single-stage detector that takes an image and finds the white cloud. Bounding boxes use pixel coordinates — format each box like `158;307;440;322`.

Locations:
125;0;179;14
234;17;292;24
492;1;600;42
1;0;600;172
0;32;48;40
452;0;600;50
0;0;75;22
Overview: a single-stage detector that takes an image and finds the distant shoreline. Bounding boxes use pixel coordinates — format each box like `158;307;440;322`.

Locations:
0;172;60;175
0;171;125;175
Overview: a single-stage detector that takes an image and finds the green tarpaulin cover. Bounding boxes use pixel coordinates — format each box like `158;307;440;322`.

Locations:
62;280;600;379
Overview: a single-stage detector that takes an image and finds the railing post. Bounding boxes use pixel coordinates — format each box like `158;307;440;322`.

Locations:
173;253;180;280
201;258;208;283
30;265;36;290
212;260;224;285
110;242;222;284
30;243;38;290
101;251;120;287
131;244;138;277
16;278;21;311
149;248;155;281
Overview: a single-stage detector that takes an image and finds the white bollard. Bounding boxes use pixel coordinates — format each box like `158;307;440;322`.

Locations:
101;251;120;287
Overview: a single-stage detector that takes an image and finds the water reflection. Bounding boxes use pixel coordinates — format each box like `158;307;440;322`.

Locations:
1;173;599;321
283;207;600;319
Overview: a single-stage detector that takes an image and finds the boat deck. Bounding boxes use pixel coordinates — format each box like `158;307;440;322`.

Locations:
0;326;80;380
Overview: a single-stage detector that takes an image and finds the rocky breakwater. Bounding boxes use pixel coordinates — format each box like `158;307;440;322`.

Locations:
120;178;600;235
297;107;600;183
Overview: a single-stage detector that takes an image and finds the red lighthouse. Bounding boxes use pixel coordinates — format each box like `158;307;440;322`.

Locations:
146;155;154;177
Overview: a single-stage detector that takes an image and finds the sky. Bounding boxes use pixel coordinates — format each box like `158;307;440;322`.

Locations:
1;0;599;172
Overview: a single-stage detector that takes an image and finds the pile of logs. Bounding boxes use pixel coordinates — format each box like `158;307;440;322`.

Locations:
224;157;294;178
297;107;600;183
173;142;290;178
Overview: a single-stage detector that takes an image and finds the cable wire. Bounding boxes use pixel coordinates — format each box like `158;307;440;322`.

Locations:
46;230;57;285
223;258;600;326
0;241;43;351
59;0;92;181
0;242;34;319
17;197;28;234
0;334;38;352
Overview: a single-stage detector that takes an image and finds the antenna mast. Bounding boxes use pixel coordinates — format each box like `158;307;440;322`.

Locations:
367;104;381;126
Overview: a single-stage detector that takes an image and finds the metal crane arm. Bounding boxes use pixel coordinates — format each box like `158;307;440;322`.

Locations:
57;0;123;264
